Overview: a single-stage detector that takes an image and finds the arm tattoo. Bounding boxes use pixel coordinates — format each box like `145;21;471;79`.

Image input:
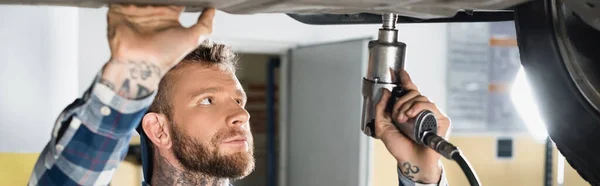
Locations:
402;162;420;181
117;79;131;97
99;78;116;90
128;61;161;81
137;84;151;98
139;61;153;80
100;60;160;99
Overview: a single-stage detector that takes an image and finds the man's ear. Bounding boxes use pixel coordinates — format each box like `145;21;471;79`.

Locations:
141;113;172;149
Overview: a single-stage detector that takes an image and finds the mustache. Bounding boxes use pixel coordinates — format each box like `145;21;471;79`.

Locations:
212;128;251;143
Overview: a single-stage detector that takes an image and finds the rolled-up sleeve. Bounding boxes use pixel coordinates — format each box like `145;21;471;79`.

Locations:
28;74;156;186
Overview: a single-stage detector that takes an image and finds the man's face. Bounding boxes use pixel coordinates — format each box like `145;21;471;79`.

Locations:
168;63;254;179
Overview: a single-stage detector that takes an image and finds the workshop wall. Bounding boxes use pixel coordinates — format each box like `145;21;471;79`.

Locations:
373;135;589;186
0;5;79;184
231;53;280;186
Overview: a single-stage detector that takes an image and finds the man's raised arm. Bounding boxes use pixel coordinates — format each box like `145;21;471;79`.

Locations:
373;70;450;186
28;5;215;185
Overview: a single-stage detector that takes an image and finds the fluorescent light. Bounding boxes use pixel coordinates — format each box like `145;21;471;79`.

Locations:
510;66;549;142
557;151;565;186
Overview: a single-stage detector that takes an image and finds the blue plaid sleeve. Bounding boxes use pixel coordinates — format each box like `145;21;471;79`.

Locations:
398;165;448;186
28;74;157;186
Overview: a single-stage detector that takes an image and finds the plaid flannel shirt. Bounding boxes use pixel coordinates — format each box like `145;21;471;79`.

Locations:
28;73;156;186
26;71;447;186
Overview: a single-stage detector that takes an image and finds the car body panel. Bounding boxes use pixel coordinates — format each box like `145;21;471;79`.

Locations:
0;0;529;19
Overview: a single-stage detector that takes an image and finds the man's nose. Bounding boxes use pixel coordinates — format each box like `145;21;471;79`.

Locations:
226;103;250;126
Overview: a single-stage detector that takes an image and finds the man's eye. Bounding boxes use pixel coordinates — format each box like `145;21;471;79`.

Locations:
200;97;213;105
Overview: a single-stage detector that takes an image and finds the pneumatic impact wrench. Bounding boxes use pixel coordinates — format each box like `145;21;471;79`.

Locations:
360;13;440;148
360;13;481;186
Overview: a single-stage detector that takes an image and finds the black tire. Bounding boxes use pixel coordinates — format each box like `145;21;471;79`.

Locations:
514;0;600;185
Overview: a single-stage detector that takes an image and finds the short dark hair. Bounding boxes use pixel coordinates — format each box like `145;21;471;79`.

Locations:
147;40;238;119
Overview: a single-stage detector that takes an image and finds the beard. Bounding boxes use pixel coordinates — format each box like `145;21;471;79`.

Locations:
170;122;255;179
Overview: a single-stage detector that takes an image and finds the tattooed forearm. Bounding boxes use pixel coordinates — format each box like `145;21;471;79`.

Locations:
402;162;421;181
99;78;116;90
137;84;151;97
117;79;131;97
100;60;162;99
128;61;162;81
